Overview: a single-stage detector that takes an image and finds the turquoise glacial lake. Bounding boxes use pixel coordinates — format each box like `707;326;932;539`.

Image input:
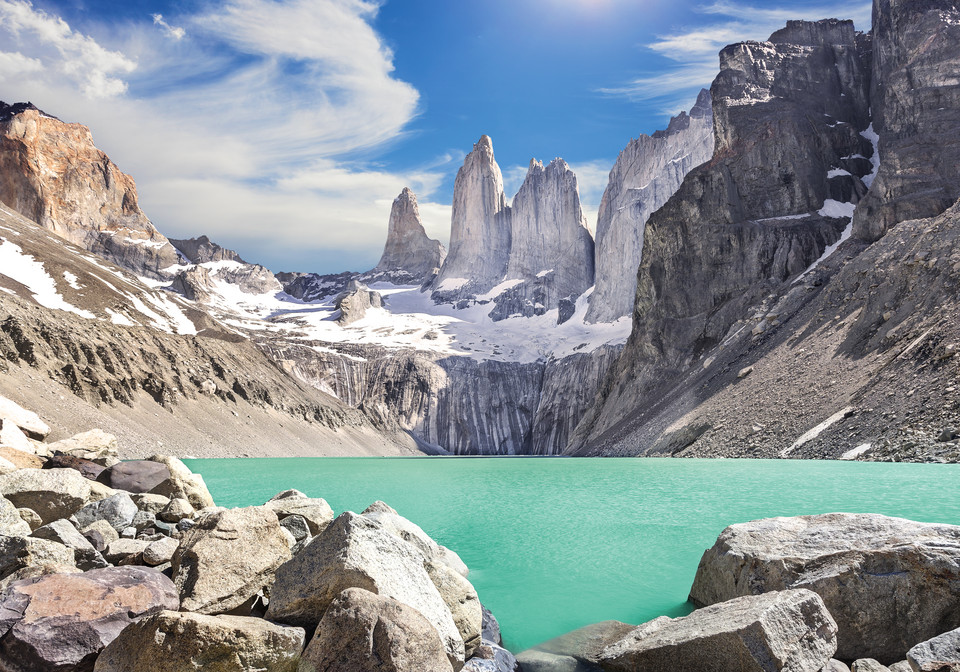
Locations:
185;457;960;653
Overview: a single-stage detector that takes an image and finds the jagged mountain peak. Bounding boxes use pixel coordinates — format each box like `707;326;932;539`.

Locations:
170;235;246;265
373;187;446;282
474;134;494;152
769;18;857;46
0;101;58;123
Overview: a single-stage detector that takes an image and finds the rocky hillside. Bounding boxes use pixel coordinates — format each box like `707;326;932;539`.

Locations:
0;202;420;457
569;2;960;460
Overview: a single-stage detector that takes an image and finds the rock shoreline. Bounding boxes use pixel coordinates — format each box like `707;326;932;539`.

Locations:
3;392;960;671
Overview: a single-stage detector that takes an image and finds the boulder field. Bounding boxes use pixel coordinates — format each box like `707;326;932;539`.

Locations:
3;391;960;672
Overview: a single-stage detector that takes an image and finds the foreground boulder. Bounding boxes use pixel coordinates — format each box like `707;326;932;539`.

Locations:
426;560;482;659
0;396;50;440
689;513;960;662
0;447;43;471
171;506;291;614
0;566;178;672
94;611;304;672
463;643;520;672
97;460;169;493
146;455;215;509
73;492;138;533
599;590;837;672
0;468;91;525
907;627;960;672
43;455;105;481
46;429;119;466
0;535;75;580
267;511;464;668
0;497;30;537
298;587;454;672
265;489;334;536
363;501;469;577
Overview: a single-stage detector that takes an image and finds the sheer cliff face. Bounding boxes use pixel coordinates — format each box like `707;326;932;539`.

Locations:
0;104;180;278
853;0;960;241
433;135;511;295
432;136;595;321
571;19;875;450
586;89;714;324
375;188;446;281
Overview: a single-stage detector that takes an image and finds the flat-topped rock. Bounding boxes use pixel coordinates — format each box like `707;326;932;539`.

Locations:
0;396;50;440
0;566;178;672
599;589;837;672
690;513;960;662
171;505;290;615
94;610;303;672
0;468;91;525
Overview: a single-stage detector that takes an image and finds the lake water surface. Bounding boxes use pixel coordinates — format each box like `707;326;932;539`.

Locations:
185;457;960;652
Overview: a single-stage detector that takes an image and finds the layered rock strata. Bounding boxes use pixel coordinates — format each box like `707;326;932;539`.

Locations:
586;89;714;323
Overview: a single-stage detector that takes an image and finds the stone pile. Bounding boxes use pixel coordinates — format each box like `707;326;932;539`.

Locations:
0;394;517;672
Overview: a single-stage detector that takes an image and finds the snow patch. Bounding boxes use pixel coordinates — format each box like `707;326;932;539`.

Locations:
106;309;136;326
827;168;852;178
818;200;857;219
475;279;524;302
754;213;810;223
860;123;880;188
781;407;854;456
536;269;555;278
0;240;95;319
840;443;872;460
62;271;81;289
435;277;469;292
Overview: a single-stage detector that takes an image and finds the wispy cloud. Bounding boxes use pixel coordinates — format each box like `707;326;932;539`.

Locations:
601;0;872;108
151;14;185;41
0;0;446;272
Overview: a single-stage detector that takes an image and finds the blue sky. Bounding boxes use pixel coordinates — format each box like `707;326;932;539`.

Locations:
0;0;871;274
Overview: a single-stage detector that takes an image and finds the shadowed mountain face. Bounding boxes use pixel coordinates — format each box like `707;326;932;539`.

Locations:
570;5;960;459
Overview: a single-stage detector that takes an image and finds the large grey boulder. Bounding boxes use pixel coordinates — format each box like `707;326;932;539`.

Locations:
267;511;464;668
0;396;49;440
907;627;960;672
171;506;291;614
689;513;960;662
0;535;75;580
73;492;138;533
599;589;837;672
0;497;30;537
265;489;334;536
362;501;468;576
0;566;178;672
333;281;383;326
0;468;91;525
426;560;482;659
297;587;454;672
94;610;304;672
30;519;106;570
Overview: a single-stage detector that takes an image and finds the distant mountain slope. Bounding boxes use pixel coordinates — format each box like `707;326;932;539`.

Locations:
0;202;422;457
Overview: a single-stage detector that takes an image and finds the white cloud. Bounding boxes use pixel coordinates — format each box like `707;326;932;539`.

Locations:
602;0;872;106
0;0;136;98
151;14;185;41
0;50;42;78
0;0;443;272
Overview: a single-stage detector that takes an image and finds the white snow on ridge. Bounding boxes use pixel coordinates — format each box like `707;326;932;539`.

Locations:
0;239;95;319
818;199;857;219
434;277;469;292
860;123;880;188
475;279;524;302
